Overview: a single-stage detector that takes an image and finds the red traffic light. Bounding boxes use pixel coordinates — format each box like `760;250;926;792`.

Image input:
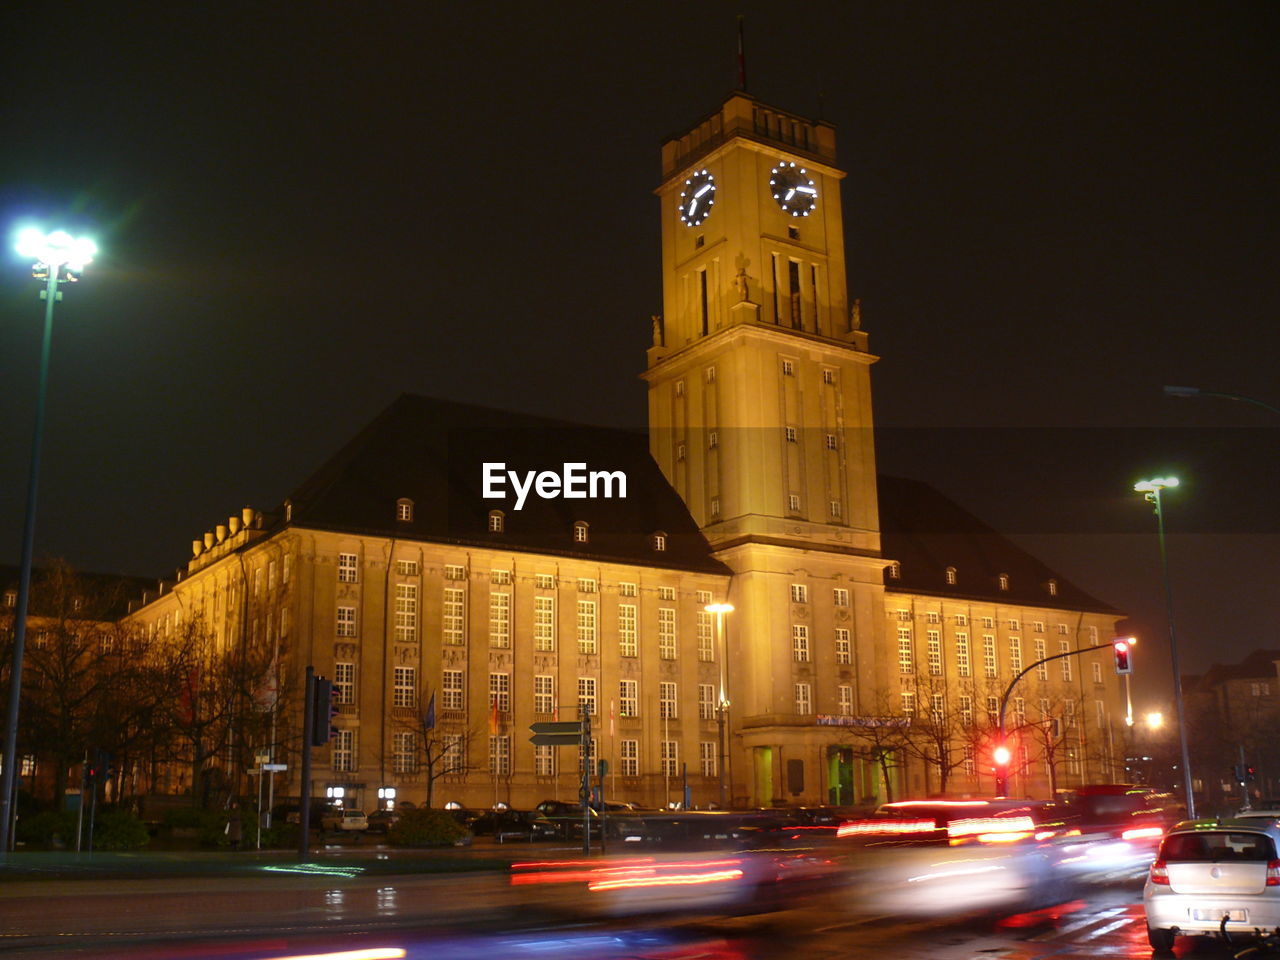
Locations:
993;744;1012;767
1113;640;1133;675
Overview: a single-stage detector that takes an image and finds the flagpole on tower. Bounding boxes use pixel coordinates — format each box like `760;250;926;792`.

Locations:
737;15;747;91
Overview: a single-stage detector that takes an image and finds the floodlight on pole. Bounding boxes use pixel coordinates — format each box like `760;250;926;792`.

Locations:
1134;475;1196;819
0;227;97;855
704;601;734;808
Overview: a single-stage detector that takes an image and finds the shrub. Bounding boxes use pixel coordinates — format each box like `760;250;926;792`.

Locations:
387;808;470;847
160;807;211;830
259;819;301;849
94;808;150;850
16;809;78;848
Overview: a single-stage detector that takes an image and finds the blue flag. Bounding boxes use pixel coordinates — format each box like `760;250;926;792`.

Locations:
425;692;436;731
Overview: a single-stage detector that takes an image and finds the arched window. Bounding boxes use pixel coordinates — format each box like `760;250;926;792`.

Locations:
396;498;414;522
652;531;667;552
944;566;957;586
573;521;589;543
488;510;505;533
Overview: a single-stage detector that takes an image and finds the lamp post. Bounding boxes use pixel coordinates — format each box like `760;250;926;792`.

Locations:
1134;476;1196;819
705;602;734;808
0;228;97;854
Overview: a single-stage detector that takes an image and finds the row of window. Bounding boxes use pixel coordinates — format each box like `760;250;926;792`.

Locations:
898;692;1106;732
894;632;1108;682
891;610;1094;638
884;562;1060;596
671;361;839;395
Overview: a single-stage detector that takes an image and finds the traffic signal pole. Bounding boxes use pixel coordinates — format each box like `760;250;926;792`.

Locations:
299;666;315;860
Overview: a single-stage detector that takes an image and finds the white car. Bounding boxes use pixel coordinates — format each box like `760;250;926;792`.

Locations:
1144;818;1280;951
336;810;368;831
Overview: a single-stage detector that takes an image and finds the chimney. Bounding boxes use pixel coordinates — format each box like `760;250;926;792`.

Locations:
192;540;203;557
229;515;242;535
216;524;228;543
204;532;215;550
242;507;255;527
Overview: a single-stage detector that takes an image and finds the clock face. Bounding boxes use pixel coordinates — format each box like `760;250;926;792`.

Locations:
770;161;818;217
678;169;716;227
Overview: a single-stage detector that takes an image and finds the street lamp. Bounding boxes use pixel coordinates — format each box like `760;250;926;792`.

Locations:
705;602;734;808
0;228;97;854
1134;476;1196;818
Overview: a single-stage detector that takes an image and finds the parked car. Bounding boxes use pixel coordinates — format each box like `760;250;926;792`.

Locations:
321;809;368;831
1144;817;1280;951
366;810;400;835
471;809;557;842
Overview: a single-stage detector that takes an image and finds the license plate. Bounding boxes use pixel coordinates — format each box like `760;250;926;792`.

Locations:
1191;908;1247;922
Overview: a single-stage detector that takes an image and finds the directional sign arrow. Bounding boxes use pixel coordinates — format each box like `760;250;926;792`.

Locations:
529;720;582;747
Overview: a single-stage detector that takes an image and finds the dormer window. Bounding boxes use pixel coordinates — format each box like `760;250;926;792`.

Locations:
998;573;1010;592
573;521;589;544
3;591;15;608
652;532;667;552
488;510;505;533
284;500;293;523
396;498;414;522
887;561;901;580
944;566;957;586
1047;578;1058;597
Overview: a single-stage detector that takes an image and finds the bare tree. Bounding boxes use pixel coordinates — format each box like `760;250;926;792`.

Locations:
388;688;483;809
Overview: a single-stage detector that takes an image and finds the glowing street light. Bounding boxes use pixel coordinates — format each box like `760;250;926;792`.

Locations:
705;601;734;807
0;227;97;854
1134;475;1196;818
1146;711;1165;730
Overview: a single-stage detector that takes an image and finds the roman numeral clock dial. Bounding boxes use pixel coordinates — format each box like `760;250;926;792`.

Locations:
679;169;716;226
770;161;818;216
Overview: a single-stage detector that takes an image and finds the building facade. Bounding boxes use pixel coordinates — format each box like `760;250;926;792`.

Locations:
120;93;1126;813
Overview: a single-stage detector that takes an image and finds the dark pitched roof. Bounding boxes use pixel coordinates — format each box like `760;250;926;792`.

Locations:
283;395;731;575
0;564;154;620
876;475;1118;613
1189;649;1280;690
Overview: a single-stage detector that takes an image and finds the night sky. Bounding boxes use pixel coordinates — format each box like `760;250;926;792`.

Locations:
2;2;1277;710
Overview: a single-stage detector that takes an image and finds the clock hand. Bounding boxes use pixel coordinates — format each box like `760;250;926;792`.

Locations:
785;188;796;201
694;183;713;198
688;199;698;217
796;186;816;195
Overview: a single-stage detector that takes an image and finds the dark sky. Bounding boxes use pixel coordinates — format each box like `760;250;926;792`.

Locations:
2;2;1277;710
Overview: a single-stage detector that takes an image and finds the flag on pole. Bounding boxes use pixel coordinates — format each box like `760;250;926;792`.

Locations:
424;691;436;731
489;695;499;735
609;699;615;737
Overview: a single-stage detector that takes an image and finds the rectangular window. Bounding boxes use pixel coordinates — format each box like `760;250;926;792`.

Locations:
793;624;810;662
443;734;465;774
696;589;713;604
444;564;466;581
395;584;418;643
619;679;639;717
283;555;292;584
1009;637;1023;674
618;603;637;657
619;582;637;598
838;684;853;716
620;739;639;777
534;744;555;776
393;666;416;708
902;692;916;717
658;607;677;659
1014;698;1026;725
790;583;808;603
490;672;511;713
955;614;968;626
334;662;355;705
392;732;415;774
443;588;465;645
982;616;995;629
490;568;510;584
1057;623;1068;635
1092;661;1103;684
442;669;464;711
661;741;678;777
955;632;971;677
659;585;676;601
823;369;835;385
898;628;913;674
577;600;598;654
1034;621;1045;633
660;681;678;719
782;359;795;376
829;500;842;518
795;682;813;715
1096;699;1106;729
267;560;276;591
534;675;555;714
489;736;511;776
983;635;997;678
338;553;358;583
396;560;420;576
489;592;511;648
987;696;999;724
700;741;717;777
1034;639;1048;679
825;434;838;450
577;577;597;593
1009;618;1021;631
332;729;355;772
534;596;556;651
697;611;714;661
963;745;976;776
788;494;801;511
1065;699;1076;727
1059;640;1072;681
1088;626;1098;646
536;573;555;590
896;609;911;622
577;677;597;716
336;605;357;638
931;694;945;723
833;587;850;607
698;683;715;720
835;628;851;665
959;695;973;726
926;630;942;676
925;612;941;625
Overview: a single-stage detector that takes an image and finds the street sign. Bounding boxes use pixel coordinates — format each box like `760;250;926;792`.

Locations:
529;720;583;746
262;763;288;772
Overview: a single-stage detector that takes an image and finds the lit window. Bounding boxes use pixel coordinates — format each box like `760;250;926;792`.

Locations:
660;681;678;719
833;587;849;607
396;498;414;522
887;561;900;580
652;532;667;551
790;583;808;604
338;553;358;583
782;359;795;376
793;624;810;662
998;573;1010;591
658;607;677;659
944;566;957;586
795;682;812;715
336;605;357;638
488;510;504;533
393;666;416;708
620;740;639;777
395;584;418;642
835;628;851;665
785;426;798;442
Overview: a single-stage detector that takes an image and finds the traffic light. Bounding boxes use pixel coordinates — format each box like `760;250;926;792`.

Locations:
1247;765;1257;782
1113;639;1133;675
310;676;335;746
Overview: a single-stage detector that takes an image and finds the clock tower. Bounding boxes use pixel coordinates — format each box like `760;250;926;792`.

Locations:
643;93;889;807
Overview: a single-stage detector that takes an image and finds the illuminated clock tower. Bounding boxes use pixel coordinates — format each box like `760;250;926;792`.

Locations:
643;93;888;808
